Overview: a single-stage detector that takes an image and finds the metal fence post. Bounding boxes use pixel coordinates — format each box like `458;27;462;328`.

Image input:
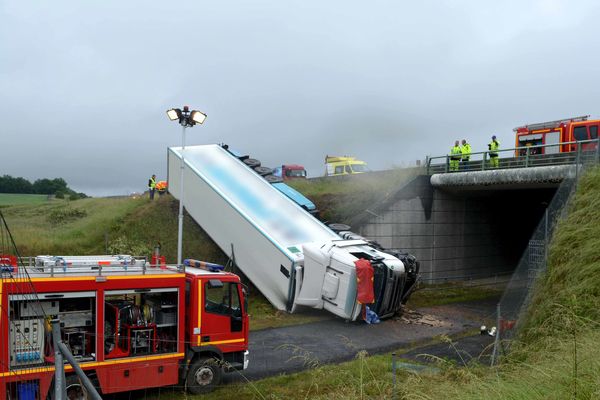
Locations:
391;353;397;399
525;147;530;168
445;156;449;173
482;152;487;171
576;143;581;182
52;320;66;400
491;303;500;366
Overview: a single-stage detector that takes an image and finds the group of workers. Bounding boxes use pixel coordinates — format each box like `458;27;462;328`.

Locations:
449;135;500;171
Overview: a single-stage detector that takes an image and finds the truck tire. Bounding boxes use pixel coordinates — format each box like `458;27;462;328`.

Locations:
186;357;222;395
49;374;99;400
254;166;273;176
264;174;283;183
243;158;261;168
328;223;351;232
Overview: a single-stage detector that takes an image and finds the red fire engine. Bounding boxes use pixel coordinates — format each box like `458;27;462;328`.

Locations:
0;255;249;399
514;115;600;155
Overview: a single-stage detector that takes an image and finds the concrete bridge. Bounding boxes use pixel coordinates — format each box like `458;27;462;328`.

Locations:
352;142;598;283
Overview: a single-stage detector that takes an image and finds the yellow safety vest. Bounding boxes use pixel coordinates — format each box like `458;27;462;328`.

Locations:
450;146;462;160
489;140;499;157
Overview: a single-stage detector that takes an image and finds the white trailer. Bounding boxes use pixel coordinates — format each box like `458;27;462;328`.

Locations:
167;144;413;320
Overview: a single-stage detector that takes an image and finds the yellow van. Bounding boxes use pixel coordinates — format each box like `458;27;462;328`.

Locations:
325;156;369;176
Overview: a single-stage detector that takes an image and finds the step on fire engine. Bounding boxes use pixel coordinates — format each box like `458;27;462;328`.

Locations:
0;255;249;399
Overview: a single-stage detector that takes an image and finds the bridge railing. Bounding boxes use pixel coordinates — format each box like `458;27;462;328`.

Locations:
426;139;600;174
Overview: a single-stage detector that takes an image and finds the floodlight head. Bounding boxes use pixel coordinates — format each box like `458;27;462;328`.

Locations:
190;110;207;125
183;105;190;112
166;108;182;121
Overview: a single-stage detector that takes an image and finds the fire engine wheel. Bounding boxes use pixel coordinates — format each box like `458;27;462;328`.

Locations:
186;357;222;394
49;374;98;400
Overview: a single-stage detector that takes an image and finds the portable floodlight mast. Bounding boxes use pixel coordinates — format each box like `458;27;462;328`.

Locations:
166;105;207;270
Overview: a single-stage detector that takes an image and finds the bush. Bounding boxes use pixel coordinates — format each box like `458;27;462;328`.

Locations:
108;236;152;257
55;191;65;199
47;207;87;224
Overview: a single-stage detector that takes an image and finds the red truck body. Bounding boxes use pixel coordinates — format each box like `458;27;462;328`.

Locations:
514;115;599;155
0;258;249;399
276;164;307;180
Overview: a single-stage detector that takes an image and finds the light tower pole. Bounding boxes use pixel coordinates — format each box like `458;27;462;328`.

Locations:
166;106;207;270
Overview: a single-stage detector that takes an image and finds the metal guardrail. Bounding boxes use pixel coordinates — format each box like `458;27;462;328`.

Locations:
426;139;600;175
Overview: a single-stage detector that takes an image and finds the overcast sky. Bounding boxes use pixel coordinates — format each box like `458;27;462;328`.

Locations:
1;0;599;196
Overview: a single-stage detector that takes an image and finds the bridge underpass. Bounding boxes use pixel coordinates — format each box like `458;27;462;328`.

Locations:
353;168;569;283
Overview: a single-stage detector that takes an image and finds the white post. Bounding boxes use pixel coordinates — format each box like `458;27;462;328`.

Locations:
177;124;186;271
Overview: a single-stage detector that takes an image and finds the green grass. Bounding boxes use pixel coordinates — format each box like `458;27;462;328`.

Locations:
0;193;53;206
409;282;503;308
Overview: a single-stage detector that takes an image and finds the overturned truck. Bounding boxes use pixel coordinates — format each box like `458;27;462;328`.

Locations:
167;144;418;321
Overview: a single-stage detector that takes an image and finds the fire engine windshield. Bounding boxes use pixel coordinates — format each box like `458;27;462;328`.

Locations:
205;282;242;317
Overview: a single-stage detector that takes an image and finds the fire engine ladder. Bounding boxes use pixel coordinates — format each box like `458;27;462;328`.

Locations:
34;255;147;274
513;115;590;132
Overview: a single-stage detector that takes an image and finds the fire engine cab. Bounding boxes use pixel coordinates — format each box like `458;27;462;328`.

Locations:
0;255;249;399
514;115;600;155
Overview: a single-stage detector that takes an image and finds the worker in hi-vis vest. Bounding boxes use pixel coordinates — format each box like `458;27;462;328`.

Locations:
148;174;157;200
488;135;500;168
461;139;472;170
449;140;462;171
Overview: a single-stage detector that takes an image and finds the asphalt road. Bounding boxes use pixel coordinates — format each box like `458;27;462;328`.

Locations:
226;298;498;383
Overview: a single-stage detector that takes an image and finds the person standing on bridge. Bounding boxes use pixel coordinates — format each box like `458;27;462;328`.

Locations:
449;140;462;171
488;135;500;168
461;139;472;170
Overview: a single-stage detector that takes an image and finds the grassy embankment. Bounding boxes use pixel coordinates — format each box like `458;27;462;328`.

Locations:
189;166;600;399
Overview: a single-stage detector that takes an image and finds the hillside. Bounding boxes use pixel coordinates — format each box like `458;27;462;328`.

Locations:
2;195;224;262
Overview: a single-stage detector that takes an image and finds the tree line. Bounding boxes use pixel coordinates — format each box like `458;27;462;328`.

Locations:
0;175;87;199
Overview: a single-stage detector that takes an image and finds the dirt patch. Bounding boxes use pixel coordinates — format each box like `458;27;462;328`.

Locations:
396;309;453;328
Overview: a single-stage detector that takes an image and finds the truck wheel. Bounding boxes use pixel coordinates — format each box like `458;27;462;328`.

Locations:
254;166;273;176
264;175;283;183
243;158;261;168
49;374;99;400
186;357;222;394
328;223;351;232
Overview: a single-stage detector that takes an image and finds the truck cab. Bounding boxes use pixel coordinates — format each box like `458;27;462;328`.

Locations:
325;156;368;176
183;265;249;393
514;115;600;155
273;164;307;180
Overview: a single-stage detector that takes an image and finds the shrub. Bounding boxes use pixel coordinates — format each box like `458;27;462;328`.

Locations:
47;207;87;224
108;236;152;257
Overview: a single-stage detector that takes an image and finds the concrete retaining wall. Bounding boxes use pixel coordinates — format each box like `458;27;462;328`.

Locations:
356;175;554;282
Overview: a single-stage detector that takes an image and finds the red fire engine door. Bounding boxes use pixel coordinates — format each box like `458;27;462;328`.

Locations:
200;280;245;351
